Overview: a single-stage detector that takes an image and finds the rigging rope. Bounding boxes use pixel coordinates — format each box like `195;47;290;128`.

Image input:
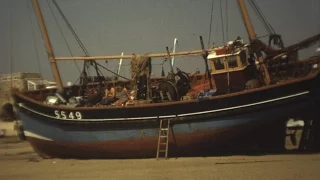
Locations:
9;1;13;90
248;0;275;35
208;0;215;47
225;0;229;41
316;0;320;49
219;0;229;92
248;0;284;48
219;0;226;45
46;0;81;75
314;0;320;38
96;63;130;81
52;0;89;56
27;1;42;78
29;0;52;58
51;0;100;78
52;0;126;81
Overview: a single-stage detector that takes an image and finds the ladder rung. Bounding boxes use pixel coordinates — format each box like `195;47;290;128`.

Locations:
156;119;171;159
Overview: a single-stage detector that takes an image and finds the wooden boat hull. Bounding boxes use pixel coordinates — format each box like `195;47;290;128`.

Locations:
13;73;320;159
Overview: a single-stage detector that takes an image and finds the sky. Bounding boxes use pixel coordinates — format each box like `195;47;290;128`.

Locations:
0;0;319;85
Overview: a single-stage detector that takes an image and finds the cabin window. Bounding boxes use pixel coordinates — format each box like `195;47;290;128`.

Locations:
227;56;238;68
240;50;248;66
213;58;225;70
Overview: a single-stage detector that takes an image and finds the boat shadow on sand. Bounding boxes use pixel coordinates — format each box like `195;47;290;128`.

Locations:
0;136;40;161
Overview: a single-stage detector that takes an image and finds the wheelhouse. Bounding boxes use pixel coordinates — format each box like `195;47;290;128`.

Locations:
208;46;250;74
207;44;256;94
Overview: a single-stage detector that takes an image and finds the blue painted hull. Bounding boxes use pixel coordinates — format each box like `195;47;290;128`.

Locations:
12;73;320;158
17;93;315;158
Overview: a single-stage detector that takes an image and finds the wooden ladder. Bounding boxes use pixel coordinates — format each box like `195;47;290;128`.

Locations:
156;119;171;159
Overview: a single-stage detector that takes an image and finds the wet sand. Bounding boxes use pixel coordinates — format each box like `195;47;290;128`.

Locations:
0;135;320;180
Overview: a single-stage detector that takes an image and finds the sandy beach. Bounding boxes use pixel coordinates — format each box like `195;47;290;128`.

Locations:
1;132;320;180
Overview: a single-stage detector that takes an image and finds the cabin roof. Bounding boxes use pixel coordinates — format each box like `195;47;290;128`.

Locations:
207;40;249;59
207;49;241;59
27;79;56;85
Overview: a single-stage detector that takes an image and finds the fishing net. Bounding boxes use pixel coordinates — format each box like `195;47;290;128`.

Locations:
130;54;152;99
130;54;152;80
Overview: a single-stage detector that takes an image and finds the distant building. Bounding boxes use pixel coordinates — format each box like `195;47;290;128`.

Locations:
0;72;56;107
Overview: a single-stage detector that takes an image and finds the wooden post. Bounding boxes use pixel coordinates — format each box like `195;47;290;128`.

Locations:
32;0;63;90
146;56;151;101
237;0;271;85
200;36;213;89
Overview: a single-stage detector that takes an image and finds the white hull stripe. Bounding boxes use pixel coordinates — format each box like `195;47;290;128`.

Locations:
24;130;53;141
159;115;177;118
178;91;309;117
18;91;309;121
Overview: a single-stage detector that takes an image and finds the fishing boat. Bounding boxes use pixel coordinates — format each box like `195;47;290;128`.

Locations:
12;0;320;159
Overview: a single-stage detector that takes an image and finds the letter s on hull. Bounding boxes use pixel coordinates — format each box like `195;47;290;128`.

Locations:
54;110;82;120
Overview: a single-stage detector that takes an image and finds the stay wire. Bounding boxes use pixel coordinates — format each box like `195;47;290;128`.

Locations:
27;1;42;78
248;0;275;34
52;0;89;56
46;0;81;75
51;0;100;77
225;0;229;41
52;0;124;79
9;1;13;89
219;0;225;45
96;63;130;81
208;0;215;47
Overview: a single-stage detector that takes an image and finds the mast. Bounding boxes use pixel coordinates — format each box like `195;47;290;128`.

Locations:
32;0;63;90
237;0;271;85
